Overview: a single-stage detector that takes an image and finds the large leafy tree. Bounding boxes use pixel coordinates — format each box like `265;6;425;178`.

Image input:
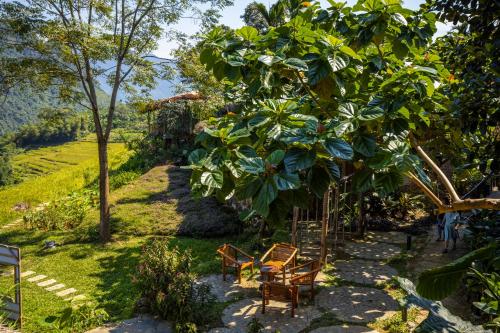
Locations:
187;0;499;225
0;0;231;242
241;0;299;33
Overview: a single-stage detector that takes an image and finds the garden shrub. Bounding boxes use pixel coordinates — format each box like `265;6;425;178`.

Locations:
47;295;109;332
135;239;217;332
23;191;96;230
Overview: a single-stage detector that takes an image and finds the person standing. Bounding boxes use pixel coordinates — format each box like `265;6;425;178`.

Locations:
436;212;445;241
442;211;459;253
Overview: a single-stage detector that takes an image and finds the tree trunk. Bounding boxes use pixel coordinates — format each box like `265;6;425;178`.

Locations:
97;139;111;242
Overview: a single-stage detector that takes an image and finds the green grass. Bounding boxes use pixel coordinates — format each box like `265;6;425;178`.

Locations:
0;139;130;226
0;165;252;332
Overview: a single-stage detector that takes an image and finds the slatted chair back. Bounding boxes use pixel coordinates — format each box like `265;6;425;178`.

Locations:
262;282;298;317
270;243;296;262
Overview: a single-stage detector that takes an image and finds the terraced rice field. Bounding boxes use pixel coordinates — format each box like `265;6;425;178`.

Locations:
0;138;130;225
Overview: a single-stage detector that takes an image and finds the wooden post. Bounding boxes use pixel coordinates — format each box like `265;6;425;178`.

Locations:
291;207;299;247
320;190;330;263
357;192;366;238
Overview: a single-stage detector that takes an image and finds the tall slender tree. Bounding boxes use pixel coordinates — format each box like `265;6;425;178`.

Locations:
0;0;231;242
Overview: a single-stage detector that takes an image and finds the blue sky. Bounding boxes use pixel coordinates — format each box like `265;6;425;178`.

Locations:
154;0;453;58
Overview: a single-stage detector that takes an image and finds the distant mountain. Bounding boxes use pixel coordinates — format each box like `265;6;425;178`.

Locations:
97;56;180;100
0;56;179;136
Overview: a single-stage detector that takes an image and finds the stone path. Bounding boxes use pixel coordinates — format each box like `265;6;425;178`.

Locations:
195;274;259;302
20;270;82;301
316;285;399;323
310;325;378;333
365;231;407;245
202;232;407;332
332;259;397;285
343;241;401;260
214;298;321;333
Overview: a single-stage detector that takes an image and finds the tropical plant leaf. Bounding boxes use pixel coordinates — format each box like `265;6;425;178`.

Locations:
353;135;377;157
284;148;316;172
237;157;265;174
252;179;278;217
273;172;301;190
200;170;223;189
323;138;353;160
416;243;497;300
283;58;308;71
266;149;285;165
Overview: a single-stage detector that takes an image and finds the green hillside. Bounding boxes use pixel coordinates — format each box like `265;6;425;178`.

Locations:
0;85;110;136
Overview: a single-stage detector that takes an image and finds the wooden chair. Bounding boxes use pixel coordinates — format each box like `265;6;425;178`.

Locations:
290;260;322;300
259;243;297;283
262;281;299;317
217;244;254;284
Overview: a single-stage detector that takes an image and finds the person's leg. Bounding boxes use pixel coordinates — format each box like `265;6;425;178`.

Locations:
443;225;450;253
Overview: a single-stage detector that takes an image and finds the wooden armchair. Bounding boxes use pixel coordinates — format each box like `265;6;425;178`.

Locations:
217;244;254;284
290;260;322;300
259;243;297;283
262;282;299;317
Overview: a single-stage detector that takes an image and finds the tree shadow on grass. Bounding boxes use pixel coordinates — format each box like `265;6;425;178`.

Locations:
90;244;142;321
111;165;241;238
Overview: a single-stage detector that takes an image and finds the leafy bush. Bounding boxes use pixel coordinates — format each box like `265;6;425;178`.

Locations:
23;191;95;230
134;239;217;332
47;295;109;332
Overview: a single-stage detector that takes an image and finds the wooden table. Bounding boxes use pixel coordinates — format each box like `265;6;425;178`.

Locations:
260;265;281;282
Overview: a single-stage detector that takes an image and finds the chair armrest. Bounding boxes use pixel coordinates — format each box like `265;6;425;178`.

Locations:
217;250;239;266
259;245;275;265
282;248;298;267
289;261;314;273
290;267;321;283
231;245;254;261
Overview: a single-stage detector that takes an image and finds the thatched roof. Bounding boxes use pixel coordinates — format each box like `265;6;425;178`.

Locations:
144;91;203;112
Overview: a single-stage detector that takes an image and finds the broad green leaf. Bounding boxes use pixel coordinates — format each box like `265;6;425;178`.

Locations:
273;172;301;190
323;138;353;160
235;176;262;199
327;53;349;72
188;149;207;164
398;106;410;119
325;160;341;179
353;135;377;157
284;148;316;172
258;55;282;66
266;149;285;165
358;106;384;121
201;170;223;189
339;45;361;60
338;102;357;119
413;65;438;75
283;58;308;71
307;166;331;198
374;171;403;195
237;157;265;174
236;26;258;41
417;243;497;300
420;76;435;97
352;170;373;193
391;13;407;25
252;180;278;217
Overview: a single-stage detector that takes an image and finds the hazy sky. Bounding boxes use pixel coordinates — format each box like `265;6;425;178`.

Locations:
154;0;453;58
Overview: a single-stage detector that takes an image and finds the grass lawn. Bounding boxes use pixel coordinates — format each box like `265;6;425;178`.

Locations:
0;165;251;332
0;139;130;226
